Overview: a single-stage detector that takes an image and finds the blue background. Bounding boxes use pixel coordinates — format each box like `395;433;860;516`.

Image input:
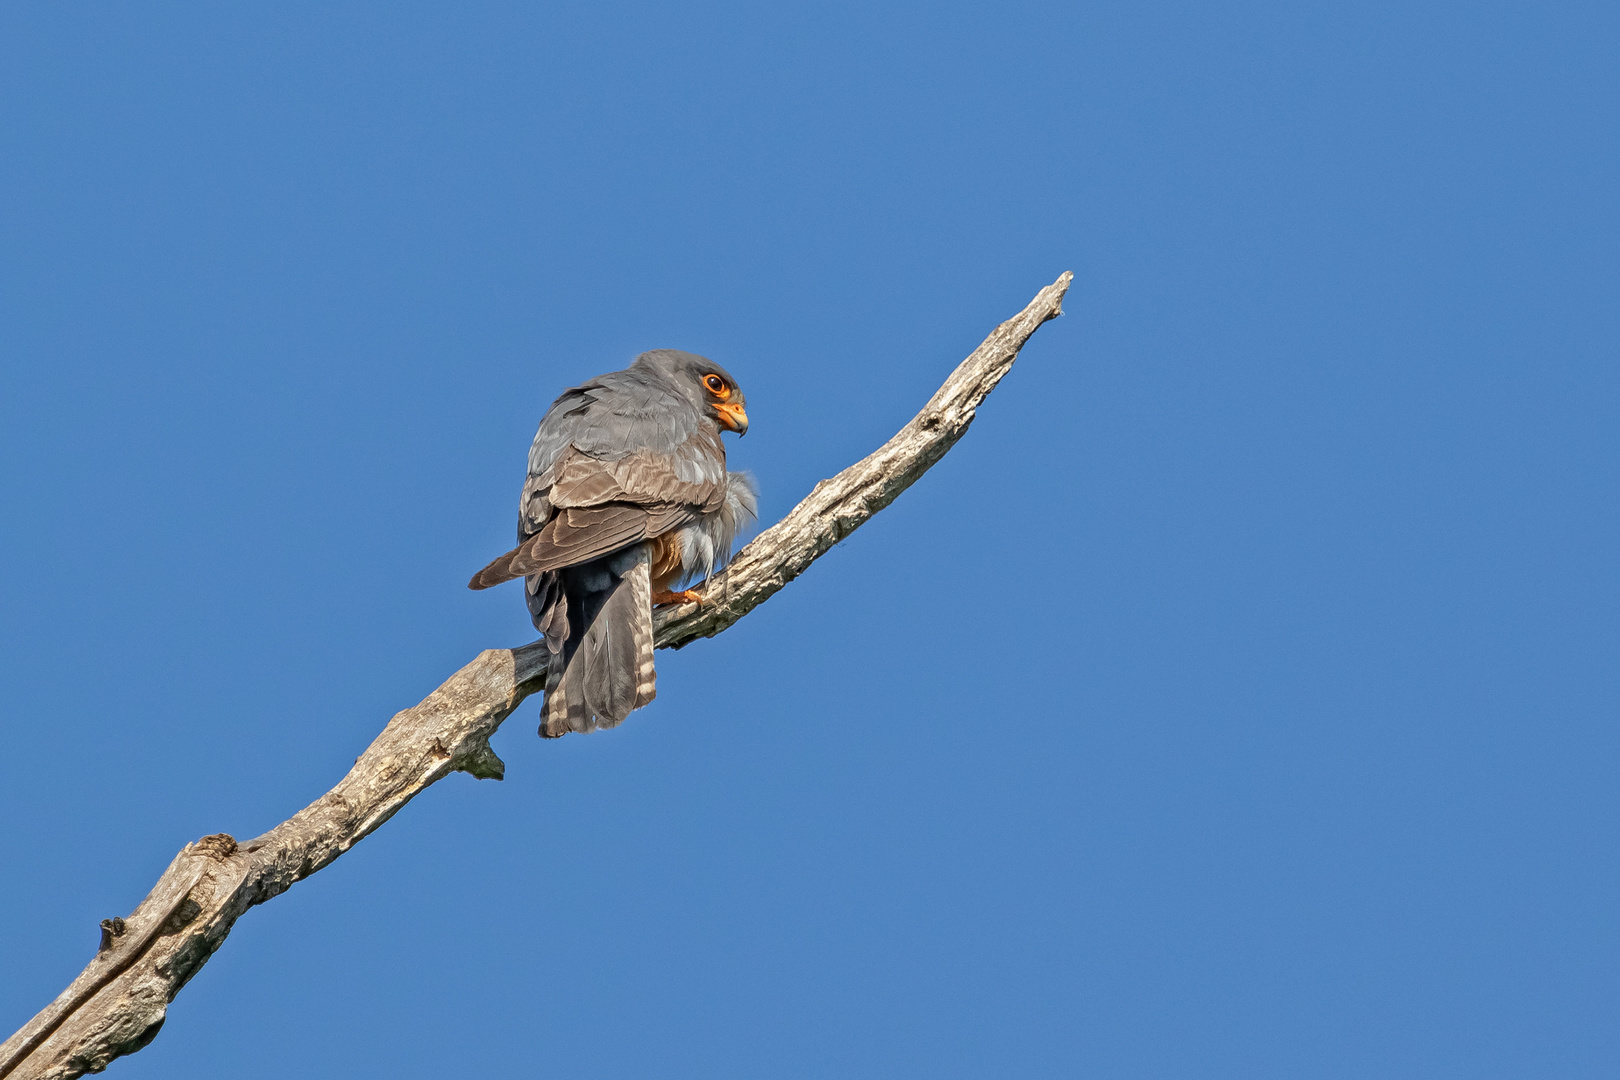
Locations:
3;2;1617;1077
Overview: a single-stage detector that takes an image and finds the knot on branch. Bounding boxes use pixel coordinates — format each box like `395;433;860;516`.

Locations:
165;897;203;934
192;834;237;861
97;917;126;953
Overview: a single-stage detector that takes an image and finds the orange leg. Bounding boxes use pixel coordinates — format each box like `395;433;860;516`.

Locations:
652;588;703;606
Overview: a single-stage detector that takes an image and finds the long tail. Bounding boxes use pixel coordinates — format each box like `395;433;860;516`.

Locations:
539;543;656;737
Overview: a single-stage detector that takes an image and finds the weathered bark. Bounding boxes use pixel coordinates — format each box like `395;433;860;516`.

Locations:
0;271;1072;1080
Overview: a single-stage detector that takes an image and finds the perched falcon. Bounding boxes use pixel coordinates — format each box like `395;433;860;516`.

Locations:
469;350;757;737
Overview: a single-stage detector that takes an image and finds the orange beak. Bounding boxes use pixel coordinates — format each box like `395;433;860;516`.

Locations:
715;401;749;435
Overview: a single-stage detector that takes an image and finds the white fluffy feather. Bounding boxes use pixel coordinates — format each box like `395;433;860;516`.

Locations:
675;470;759;584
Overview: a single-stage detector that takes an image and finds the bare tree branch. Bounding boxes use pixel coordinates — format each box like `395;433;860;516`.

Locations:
0;271;1072;1080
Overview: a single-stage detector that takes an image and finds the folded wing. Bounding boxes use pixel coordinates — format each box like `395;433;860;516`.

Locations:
468;430;728;589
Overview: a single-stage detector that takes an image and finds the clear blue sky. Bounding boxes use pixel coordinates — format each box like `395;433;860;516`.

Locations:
2;2;1616;1077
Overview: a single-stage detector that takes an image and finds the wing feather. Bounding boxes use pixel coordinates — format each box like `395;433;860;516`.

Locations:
547;432;727;514
472;500;705;589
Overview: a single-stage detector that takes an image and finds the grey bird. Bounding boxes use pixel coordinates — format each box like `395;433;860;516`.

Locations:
469;350;757;737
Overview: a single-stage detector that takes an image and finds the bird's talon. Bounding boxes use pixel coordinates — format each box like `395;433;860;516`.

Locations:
652;589;703;606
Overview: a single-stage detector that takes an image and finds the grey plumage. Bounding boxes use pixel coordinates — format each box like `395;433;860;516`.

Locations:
470;349;755;736
542;544;655;737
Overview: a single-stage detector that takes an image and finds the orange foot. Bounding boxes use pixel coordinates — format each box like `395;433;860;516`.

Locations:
652;588;703;606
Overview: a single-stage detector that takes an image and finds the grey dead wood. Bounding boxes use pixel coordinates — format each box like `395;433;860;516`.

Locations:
0;271;1072;1080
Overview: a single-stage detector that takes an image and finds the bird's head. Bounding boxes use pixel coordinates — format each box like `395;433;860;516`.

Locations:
636;349;749;436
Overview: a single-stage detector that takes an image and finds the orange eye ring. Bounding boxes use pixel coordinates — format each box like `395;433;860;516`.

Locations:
702;374;729;399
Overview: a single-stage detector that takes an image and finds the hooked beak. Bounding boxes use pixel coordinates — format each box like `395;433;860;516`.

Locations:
715;401;749;436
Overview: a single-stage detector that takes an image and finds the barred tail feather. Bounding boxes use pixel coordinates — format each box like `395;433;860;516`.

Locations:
539;544;656;738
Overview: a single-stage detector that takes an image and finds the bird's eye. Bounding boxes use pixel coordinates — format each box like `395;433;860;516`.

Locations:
703;374;727;395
